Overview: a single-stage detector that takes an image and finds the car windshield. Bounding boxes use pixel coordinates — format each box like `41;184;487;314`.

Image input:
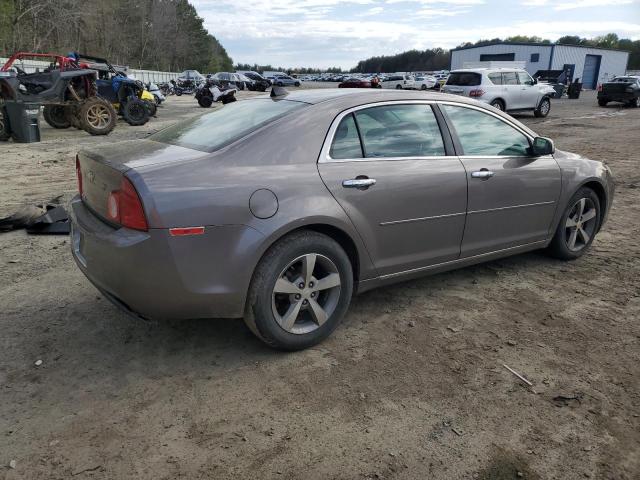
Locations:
446;72;481;86
151;99;307;152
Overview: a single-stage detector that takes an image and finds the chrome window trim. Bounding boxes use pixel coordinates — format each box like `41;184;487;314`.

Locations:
320;100;537;164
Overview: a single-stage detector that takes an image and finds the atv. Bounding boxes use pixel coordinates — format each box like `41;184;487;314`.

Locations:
76;54;156;126
0;52;116;139
195;76;237;108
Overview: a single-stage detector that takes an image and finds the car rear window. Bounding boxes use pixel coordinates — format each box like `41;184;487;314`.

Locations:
151;99;307;152
446;72;481;86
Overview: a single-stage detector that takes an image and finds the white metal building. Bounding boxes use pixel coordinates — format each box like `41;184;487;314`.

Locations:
450;42;630;89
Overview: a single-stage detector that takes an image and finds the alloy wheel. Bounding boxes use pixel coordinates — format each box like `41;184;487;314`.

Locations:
271;253;341;334
540;99;550;115
564;197;597;252
86;104;111;129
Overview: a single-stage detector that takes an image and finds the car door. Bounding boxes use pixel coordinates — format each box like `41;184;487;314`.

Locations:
441;103;561;257
517;71;540;109
318;103;468;276
501;72;521;109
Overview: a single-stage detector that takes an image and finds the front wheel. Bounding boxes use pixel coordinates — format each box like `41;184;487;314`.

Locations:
421;84;427;90
629;97;640;108
78;98;117;135
122;98;150;126
547;187;601;260
197;94;213;108
395;84;402;89
244;231;354;350
294;82;301;87
534;97;551;117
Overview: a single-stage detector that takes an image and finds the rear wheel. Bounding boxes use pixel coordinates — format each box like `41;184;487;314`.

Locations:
294;82;301;87
122;98;149;126
43;105;71;129
0;107;10;141
630;96;640;108
78;98;116;136
395;84;403;89
490;99;505;111
547;187;601;260
421;84;427;90
221;93;236;104
598;98;608;107
244;231;353;350
534;96;551;117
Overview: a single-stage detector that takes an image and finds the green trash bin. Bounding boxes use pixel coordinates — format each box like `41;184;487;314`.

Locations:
4;101;41;143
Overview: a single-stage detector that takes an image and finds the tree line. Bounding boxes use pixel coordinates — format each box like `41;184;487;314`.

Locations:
0;0;233;73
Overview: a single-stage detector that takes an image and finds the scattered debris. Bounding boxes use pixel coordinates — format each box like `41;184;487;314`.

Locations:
503;364;533;387
507;340;517;346
9;459;16;469
0;197;69;235
452;427;464;436
72;465;102;476
447;326;461;333
34;359;43;366
552;393;583;407
408;320;415;327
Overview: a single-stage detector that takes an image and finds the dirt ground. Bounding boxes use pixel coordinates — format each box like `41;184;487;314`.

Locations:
1;89;639;480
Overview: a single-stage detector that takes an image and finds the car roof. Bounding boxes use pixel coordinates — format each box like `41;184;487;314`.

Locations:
451;68;524;74
251;87;481;107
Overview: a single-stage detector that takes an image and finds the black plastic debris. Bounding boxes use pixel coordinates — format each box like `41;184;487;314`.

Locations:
0;198;69;235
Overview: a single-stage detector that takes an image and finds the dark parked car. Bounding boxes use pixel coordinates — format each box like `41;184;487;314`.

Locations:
598;76;640;107
338;77;372;88
238;71;271;92
71;89;614;350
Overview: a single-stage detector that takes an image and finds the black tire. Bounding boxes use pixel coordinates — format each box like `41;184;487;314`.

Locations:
534;96;551;118
78;98;117;136
395;84;402;89
421;84;427;90
122;98;149;126
65;105;82;129
598;98;608;107
244;231;354;350
221;93;236;105
43;105;71;129
276;81;284;87
175;89;183;96
294;82;300;87
490;99;505;111
547;187;601;260
198;95;213;108
0;107;10;141
629;96;640;108
144;100;157;117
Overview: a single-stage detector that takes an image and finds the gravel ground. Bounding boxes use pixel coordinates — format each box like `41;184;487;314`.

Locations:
0;90;639;480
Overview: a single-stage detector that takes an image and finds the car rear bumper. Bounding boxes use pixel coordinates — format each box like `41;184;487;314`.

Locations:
69;196;265;320
598;92;636;102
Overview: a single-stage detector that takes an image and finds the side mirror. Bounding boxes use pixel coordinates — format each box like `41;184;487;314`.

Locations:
533;78;538;85
532;136;554;156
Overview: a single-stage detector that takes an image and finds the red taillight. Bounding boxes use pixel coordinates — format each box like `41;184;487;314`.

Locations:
597;84;602;92
106;176;148;231
76;155;83;197
170;227;205;236
469;89;485;97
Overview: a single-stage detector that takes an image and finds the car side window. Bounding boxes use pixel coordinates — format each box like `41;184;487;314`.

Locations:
502;72;518;85
488;73;503;85
330;114;363;159
443;105;531;157
354;104;446;158
517;72;534;86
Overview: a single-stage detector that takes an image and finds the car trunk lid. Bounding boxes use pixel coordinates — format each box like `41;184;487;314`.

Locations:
77;140;208;224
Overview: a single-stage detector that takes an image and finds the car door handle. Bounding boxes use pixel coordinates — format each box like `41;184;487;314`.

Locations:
342;178;376;189
471;170;495;179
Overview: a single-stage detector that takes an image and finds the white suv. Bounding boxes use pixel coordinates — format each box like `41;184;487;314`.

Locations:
442;68;556;117
381;74;415;90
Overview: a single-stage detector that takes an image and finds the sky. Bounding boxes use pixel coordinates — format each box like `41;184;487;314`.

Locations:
191;0;640;69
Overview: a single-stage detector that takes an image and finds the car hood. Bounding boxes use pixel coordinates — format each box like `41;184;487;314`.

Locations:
80;139;209;172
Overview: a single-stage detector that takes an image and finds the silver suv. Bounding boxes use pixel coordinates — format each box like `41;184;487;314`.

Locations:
442;68;556;117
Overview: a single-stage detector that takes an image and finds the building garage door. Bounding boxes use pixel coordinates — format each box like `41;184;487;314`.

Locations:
582;55;601;89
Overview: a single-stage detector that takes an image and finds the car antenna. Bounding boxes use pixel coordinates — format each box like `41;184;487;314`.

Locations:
270;85;289;98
